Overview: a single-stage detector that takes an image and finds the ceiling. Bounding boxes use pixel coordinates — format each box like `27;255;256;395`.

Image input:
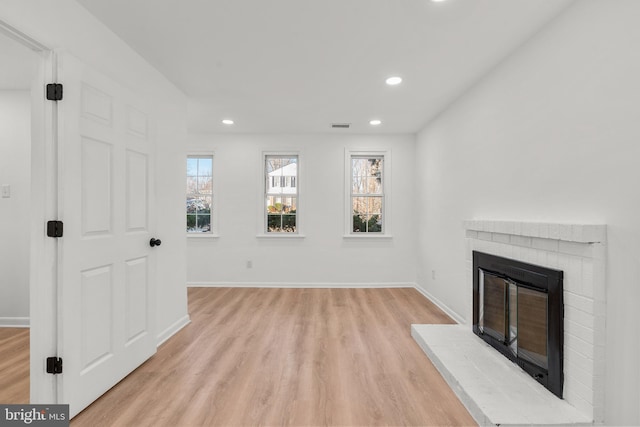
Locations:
76;0;574;134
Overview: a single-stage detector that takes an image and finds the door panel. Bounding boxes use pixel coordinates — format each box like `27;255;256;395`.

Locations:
81;83;113;126
125;105;148;139
80;265;113;371
126;150;148;231
125;257;148;344
58;52;156;418
81;138;112;236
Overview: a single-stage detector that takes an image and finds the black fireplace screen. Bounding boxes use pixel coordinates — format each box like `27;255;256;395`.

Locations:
473;251;563;398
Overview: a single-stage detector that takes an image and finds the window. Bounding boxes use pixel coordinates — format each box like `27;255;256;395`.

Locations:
186;155;213;233
350;154;385;233
265;155;298;233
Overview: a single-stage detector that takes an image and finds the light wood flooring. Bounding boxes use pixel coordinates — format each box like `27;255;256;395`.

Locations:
72;287;476;426
0;328;29;404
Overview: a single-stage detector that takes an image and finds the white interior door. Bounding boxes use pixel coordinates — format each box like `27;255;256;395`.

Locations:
57;52;157;418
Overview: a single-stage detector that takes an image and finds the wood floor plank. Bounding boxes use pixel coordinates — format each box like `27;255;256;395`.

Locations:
0;328;29;404
71;288;477;426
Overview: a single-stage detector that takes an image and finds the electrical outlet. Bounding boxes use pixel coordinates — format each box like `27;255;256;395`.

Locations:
431;270;436;280
246;260;253;269
1;185;10;198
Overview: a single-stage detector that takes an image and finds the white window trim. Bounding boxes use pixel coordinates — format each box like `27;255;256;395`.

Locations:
257;150;305;238
187;151;219;238
344;148;392;238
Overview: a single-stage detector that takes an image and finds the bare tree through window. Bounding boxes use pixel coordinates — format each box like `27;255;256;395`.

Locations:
187;155;213;232
351;156;383;233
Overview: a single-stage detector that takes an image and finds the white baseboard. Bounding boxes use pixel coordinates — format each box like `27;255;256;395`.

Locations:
187;281;415;289
0;317;30;328
156;314;191;347
413;285;466;325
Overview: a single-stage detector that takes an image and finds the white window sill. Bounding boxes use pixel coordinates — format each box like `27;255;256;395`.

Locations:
343;234;393;239
187;233;219;239
256;233;306;239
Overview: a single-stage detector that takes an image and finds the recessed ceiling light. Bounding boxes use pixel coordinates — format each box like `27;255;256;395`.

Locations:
222;119;234;125
369;120;382;126
385;76;403;86
431;0;448;2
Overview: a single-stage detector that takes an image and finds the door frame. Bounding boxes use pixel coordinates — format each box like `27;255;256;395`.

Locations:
0;20;57;405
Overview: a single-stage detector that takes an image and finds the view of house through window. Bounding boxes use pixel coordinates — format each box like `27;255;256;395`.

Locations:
265;155;298;232
187;155;213;233
351;156;383;233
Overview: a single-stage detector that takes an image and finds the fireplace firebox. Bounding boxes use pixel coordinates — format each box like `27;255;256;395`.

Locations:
472;251;564;398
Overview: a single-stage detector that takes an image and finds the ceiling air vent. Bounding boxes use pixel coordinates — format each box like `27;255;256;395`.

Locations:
331;123;351;129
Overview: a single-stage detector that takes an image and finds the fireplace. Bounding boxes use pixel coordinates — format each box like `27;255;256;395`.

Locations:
473;251;564;398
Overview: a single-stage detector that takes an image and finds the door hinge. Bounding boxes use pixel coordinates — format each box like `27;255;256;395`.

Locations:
46;357;63;374
46;83;63;101
47;220;64;238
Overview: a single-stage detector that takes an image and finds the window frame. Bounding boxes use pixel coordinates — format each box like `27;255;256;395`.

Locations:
186;152;218;237
344;149;392;238
258;151;304;238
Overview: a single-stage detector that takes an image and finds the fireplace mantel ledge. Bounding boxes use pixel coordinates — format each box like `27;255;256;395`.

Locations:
463;220;606;244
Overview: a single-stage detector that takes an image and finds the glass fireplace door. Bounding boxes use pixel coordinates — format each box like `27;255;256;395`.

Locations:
479;269;508;342
517;287;549;369
479;269;548;366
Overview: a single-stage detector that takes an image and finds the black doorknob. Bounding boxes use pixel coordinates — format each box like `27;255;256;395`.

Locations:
150;238;162;247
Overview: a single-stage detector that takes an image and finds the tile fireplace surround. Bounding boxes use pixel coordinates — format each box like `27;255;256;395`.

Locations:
414;220;606;426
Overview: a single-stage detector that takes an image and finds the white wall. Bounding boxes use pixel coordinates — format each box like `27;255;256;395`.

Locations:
0;0;189;343
415;1;640;425
0;91;30;324
187;133;416;287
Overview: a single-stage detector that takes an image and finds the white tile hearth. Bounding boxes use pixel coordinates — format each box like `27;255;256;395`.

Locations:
412;324;592;427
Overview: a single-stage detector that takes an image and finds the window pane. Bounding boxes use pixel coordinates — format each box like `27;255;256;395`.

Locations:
265;155;298;233
367;214;383;232
198;176;212;194
350;154;384;234
195;196;211;213
287;158;297;177
267;214;282;232
198;158;212;176
265;156;298;176
352;197;368;215
187;197;198;213
267;176;282;194
356;214;383;233
352;175;366;194
266;157;283;174
353;214;367;232
368;197;382;214
186;214;196;232
352;157;382;194
187;158;198;176
187;155;213;234
281;197;297;213
367;177;382;194
366;158;383;177
187;176;198;194
196;214;211;232
282;214;296;232
267;196;284;213
352;158;368;176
